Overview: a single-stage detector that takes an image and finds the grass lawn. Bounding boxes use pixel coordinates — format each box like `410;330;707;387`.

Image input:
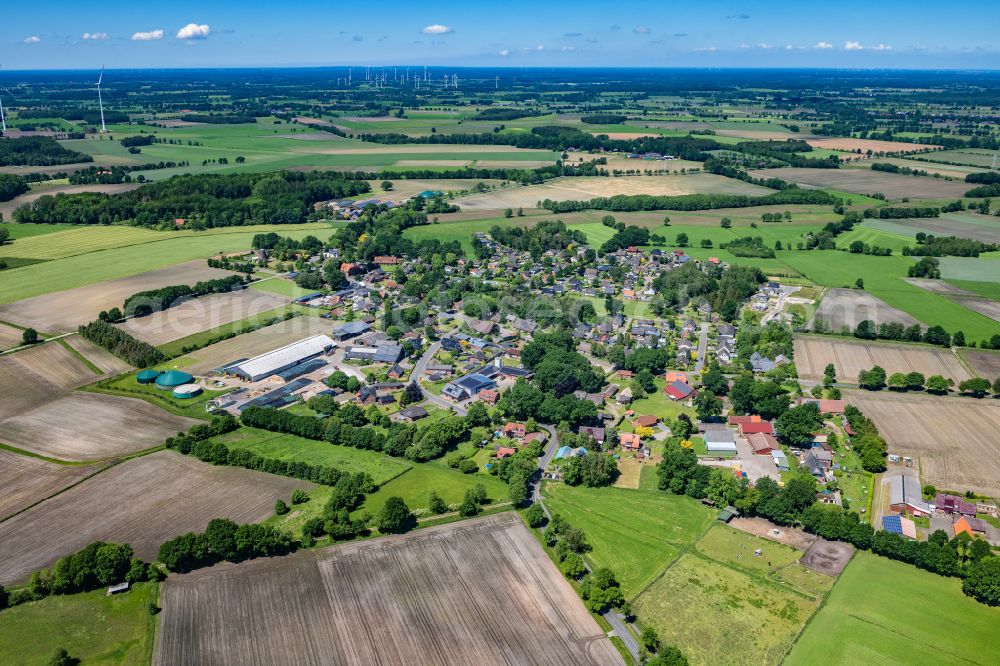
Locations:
357;463;508;516
249;277;317;299
0;582;157;665
627;378;695;422
542;483;715;598
785;551;1000;665
212;426;412;486
84;371;226;420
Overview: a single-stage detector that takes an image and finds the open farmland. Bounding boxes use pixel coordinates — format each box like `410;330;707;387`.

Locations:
62;335;134;375
794;335;972;383
0;260;237;333
0;393;199;461
805;137;940;154
0;450;313;585
0;451;101;521
452;174;773;211
843;390;1000;497
0;224;162;261
118;290;290;346
179;315;332;375
959;348;1000;379
4;340;102;389
365;178;502;199
749;167;970;200
905;278;1000;324
917;148;1000;169
155;513;621;666
786;551;1000;666
867;213;1000;244
812;287;922;331
0;323;24;351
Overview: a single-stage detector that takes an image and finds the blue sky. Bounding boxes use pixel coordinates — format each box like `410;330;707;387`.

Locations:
3;0;998;70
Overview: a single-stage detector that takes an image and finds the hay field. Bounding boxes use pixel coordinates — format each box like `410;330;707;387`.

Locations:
0;224;160;261
453;174;772;211
0;451;101;522
0;323;23;351
812;288;922;331
154;513;621;666
805;138;939;153
794;336;972;383
0;451;312;585
959;349;1000;379
905;278;1000;324
749;167;970;200
118;290;290;346
844;390;1000;497
0;260;236;333
0;393;198;461
180;315;331;375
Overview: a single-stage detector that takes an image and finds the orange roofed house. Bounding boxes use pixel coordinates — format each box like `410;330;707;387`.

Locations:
620;432;642;451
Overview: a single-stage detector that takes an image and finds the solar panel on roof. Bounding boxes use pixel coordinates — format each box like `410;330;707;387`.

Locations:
881;515;903;534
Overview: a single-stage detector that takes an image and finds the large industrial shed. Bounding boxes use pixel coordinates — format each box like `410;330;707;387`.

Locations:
224;335;335;382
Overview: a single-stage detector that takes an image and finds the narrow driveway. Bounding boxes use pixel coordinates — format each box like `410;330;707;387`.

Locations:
694;322;709;373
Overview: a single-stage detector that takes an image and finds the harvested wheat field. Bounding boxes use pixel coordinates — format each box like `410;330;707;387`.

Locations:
812;288;921;331
117;290;290;346
844;390;1000;497
0;393;198;462
794;335;972;383
805;138;940;154
181;316;331;376
749;168;970;200
454;174;771;211
0;323;23;351
0;450;101;522
0;260;236;333
0;450;313;585
155;513;620;666
959;349;1000;379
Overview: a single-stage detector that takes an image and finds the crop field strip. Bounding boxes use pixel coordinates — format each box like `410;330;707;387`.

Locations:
810;287;922;331
844;390;1000;498
0;450;102;522
793;335;973;383
905;278;1000;324
0;450;314;585
749;167;971;200
958;348;1000;378
155;513;622;666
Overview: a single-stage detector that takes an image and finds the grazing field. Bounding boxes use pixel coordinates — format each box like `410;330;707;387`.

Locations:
179;315;332;375
213;427;412;486
749;167;970;200
452;174;772;211
543;483;715;598
155;514;622;666
844;390;1000;497
0;582;158;666
0;393;198;462
958;348;1000;379
905;278;1000;323
117;290;290;346
0;260;236;333
812;287;922;331
634;552;822;666
0;450;312;585
793;335;972;383
805;137;939;154
786;551;1000;666
0;450;101;521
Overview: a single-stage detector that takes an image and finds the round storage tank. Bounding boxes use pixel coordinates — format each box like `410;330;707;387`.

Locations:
155;370;194;389
172;384;203;399
136;369;161;384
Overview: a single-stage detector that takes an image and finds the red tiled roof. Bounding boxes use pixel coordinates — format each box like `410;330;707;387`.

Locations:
739;421;774;436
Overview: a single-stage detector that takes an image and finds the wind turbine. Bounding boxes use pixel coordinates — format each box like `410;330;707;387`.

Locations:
0;65;6;133
96;66;107;132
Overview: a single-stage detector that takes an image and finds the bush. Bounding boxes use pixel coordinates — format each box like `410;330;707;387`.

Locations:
525;503;547;528
275;499;289;515
291;489;310;505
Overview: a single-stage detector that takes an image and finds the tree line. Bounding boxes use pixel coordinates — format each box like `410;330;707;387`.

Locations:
540;188;838;214
78;319;164;367
122;275;245;317
0;174;29;202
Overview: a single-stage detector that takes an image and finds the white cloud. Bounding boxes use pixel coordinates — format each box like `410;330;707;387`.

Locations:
844;40;863;50
23;35;41;44
757;43;774;50
633;25;650;34
131;29;164;41
498;49;510;57
82;32;109;40
871;43;892;51
739;43;751;49
694;46;717;52
421;24;452;35
176;23;210;40
814;41;833;49
561;45;576;52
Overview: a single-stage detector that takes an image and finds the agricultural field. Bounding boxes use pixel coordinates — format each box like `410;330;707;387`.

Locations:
62;335;134;376
212;426;412;486
786;551;1000;665
364;177;502;199
958;348;1000;379
4;340;103;389
865;213;1000;245
846;156;989;179
452;173;772;211
154;513;621;665
117;289;290;346
905;278;1000;324
542;483;715;598
0;582;158;665
178;315;332;375
843;390;1000;497
0;223;163;261
0;450;312;585
804;138;940;154
938;256;1000;283
793;335;973;383
749;167;970;200
0;450;101;521
0;393;199;462
0;260;236;333
357;462;508;516
916;148;1000;169
811;287;921;331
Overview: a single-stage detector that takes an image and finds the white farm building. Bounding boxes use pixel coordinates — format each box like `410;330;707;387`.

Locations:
225;335;335;382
